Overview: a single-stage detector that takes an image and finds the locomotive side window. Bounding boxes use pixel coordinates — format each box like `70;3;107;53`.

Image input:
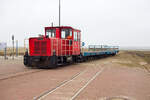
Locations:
61;31;66;39
74;31;78;41
46;29;56;38
61;29;72;39
78;32;80;41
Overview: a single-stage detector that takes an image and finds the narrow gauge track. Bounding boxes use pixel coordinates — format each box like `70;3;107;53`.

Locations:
34;69;87;100
34;65;105;100
70;67;104;100
0;61;93;81
0;67;38;76
0;69;45;81
0;62;84;81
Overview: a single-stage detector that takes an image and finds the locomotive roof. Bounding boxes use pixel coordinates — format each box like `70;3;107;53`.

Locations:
45;26;81;32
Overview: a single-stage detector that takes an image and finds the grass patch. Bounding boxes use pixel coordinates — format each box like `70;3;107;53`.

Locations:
0;47;25;56
134;51;150;64
113;51;150;68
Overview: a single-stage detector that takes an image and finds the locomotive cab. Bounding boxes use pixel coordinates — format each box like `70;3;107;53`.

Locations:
24;26;81;68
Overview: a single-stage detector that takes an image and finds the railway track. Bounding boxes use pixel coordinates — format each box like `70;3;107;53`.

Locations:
34;65;105;100
0;62;90;81
0;69;45;81
34;69;87;100
0;62;85;81
70;67;104;100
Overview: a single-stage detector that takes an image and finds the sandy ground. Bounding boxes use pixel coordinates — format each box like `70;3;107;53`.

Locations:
0;51;150;100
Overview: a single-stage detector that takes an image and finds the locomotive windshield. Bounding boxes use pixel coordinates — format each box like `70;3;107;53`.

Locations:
46;29;56;38
61;29;72;39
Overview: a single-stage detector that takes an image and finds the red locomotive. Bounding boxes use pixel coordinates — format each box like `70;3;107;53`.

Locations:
24;26;119;68
24;26;82;68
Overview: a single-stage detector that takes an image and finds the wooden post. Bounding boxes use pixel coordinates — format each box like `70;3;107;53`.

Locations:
12;35;14;60
16;40;18;57
4;47;7;60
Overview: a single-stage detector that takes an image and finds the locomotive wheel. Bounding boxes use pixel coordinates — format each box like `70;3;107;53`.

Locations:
24;55;32;67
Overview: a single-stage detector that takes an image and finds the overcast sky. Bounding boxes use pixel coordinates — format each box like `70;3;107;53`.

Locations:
0;0;150;47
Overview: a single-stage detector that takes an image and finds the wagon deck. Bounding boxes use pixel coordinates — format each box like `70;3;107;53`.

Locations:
82;50;119;57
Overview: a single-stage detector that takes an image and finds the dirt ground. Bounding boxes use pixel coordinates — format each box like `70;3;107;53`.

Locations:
0;51;150;100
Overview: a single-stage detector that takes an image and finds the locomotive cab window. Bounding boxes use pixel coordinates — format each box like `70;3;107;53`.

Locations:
74;31;78;41
46;29;56;38
61;29;72;39
78;32;81;41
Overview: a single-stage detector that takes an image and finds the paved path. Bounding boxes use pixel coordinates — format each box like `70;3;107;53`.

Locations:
75;65;150;100
0;57;150;100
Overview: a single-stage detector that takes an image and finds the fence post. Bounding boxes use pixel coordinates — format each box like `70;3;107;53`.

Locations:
4;47;7;60
12;35;14;60
16;40;18;57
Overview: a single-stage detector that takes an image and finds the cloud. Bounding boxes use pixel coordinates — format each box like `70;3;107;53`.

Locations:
0;0;150;47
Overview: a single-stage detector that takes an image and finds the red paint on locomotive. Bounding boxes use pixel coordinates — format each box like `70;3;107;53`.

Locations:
29;26;81;57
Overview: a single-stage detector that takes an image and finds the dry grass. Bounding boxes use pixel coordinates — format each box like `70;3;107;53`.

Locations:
134;51;150;64
112;50;150;72
1;48;150;70
0;47;25;56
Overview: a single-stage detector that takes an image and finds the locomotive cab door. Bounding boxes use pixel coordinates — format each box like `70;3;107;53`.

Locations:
61;28;73;56
73;30;81;55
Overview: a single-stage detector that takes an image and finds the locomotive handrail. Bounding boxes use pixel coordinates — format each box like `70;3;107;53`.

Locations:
62;39;72;56
24;38;29;54
51;38;53;55
60;39;62;56
51;38;72;56
50;38;79;56
65;39;66;56
88;45;119;52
